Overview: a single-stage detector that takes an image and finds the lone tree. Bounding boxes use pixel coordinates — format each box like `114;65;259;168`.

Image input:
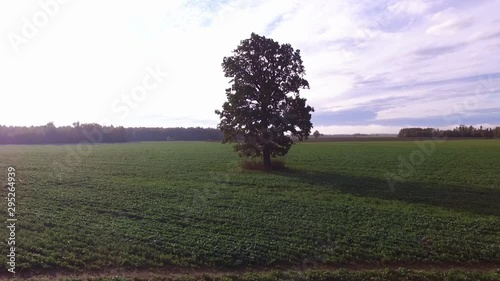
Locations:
313;130;320;139
215;33;314;169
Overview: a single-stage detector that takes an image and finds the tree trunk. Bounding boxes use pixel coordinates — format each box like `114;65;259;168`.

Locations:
263;145;272;170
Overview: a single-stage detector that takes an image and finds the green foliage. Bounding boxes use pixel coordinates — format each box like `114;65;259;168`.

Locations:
215;33;314;168
0;140;499;275
398;125;498;138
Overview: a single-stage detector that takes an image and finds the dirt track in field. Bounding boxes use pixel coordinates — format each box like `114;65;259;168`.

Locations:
3;262;499;280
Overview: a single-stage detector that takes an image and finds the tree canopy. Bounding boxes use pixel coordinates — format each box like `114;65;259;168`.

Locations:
215;33;314;169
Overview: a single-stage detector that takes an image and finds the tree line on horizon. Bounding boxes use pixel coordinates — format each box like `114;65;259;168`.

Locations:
2;123;499;145
0;122;223;144
398;125;500;138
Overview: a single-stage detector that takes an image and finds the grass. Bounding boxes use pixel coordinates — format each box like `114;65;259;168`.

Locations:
0;140;499;277
239;158;287;170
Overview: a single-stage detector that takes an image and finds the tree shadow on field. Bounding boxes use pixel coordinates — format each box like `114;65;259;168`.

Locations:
274;168;500;217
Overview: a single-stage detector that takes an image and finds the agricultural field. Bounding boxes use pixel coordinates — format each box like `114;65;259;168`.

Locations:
0;140;499;280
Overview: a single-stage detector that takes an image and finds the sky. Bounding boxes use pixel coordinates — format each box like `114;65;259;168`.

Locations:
1;0;499;134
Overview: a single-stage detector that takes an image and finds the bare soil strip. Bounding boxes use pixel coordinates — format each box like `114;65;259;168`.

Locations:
2;263;500;281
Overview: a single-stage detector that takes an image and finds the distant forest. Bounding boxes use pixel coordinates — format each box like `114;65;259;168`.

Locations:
1;123;499;145
398;125;500;138
0;122;223;144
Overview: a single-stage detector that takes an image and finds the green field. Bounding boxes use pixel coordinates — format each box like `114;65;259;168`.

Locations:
1;140;500;279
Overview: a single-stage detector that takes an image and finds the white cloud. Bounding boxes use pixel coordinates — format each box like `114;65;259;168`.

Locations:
314;124;402;135
426;7;474;36
426;18;468;35
388;0;431;15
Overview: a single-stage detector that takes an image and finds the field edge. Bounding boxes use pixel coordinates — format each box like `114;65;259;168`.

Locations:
3;264;500;281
